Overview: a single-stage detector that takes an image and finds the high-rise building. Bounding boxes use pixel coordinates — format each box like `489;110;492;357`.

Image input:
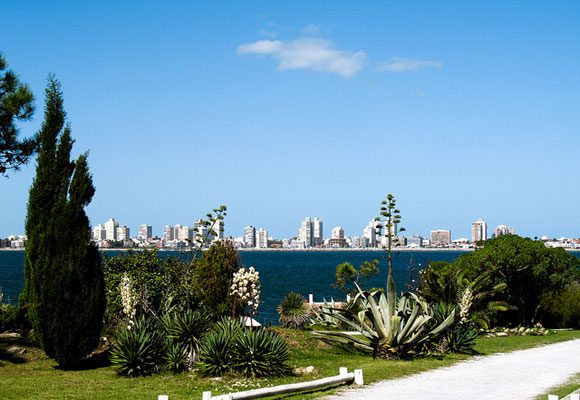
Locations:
243;226;256;248
163;225;174;241
139;224;152;240
298;217;313;246
312;218;323;246
472;219;488;242
494;225;515;238
407;234;423;247
117;226;130;241
104;218;119;241
212;219;223;240
430;230;451;246
256;228;268;249
363;220;380;247
331;226;345;239
174;225;192;241
92;224;106;240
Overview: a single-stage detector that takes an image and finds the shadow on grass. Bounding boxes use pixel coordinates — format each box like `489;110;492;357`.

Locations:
55;350;111;371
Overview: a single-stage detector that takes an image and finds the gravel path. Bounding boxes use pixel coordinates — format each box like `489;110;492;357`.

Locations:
323;339;580;400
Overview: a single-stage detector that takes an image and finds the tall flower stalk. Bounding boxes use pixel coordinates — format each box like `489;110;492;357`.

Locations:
230;266;261;328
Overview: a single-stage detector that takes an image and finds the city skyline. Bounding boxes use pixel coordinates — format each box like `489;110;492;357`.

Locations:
1;2;579;239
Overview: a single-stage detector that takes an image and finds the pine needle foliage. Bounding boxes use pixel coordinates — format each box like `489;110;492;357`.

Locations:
0;52;38;175
20;76;104;366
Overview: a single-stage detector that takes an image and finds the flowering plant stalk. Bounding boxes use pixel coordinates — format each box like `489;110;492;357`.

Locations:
230;266;261;327
120;273;138;329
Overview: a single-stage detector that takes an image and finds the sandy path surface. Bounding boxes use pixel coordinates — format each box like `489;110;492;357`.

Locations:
323;339;580;400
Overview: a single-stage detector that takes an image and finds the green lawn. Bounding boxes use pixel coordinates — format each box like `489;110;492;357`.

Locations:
1;330;580;400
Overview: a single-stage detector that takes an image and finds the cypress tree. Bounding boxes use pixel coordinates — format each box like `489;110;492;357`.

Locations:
20;76;104;366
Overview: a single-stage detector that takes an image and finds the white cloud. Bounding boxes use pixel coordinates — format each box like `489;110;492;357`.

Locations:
237;38;367;78
237;40;283;55
377;57;443;72
259;29;277;38
300;23;321;35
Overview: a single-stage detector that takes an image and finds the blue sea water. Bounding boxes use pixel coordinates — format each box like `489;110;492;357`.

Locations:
0;250;466;324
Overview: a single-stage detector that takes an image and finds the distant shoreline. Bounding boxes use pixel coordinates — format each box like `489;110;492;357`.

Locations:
3;247;579;252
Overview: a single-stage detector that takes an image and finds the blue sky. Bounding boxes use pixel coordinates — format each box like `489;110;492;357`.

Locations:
1;1;579;240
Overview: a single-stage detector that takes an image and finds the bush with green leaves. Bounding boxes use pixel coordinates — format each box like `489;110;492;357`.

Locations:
103;249;179;326
192;240;240;321
419;235;580;327
314;280;455;359
277;292;310;329
198;318;290;377
540;282;580;329
231;328;291;377
161;308;211;368
429;303;477;354
109;317;165;377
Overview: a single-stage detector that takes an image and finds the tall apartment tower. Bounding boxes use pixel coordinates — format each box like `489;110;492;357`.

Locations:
163;225;174;241
256;228;268;249
298;217;313;246
494;225;514;238
138;224;152;240
332;226;345;239
117;226;130;241
243;226;256;248
92;224;106;240
104;218;119;241
363;220;381;247
472;219;488;242
430;230;451;246
312;218;323;246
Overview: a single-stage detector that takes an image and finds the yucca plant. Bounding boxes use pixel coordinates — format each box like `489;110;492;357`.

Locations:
161;308;211;367
198;318;291;377
109;317;165;376
197;329;233;376
314;277;455;359
277;292;310;329
430;302;477;354
164;340;189;372
231;329;291;377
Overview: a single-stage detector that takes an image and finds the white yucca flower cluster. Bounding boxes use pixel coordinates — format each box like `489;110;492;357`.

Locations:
120;273;138;328
0;288;3;304
230;266;261;312
459;287;473;324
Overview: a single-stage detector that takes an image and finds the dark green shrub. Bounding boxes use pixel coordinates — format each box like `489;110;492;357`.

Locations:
231;329;291;377
161;308;211;366
164;341;188;372
429;303;477;354
191;240;240;320
103;250;178;326
0;303;30;332
21;77;104;366
198;330;234;376
198;318;290;377
277;292;310;329
110;317;165;376
540;282;580;328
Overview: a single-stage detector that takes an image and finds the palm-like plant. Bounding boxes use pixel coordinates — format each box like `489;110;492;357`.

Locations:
277;292;310;329
161;308;211;367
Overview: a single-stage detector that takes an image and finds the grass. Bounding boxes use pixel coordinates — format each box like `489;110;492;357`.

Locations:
1;330;580;400
534;372;580;400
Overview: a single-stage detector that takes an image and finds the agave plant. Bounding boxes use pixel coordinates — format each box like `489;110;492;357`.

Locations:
314;274;455;359
277;292;310;329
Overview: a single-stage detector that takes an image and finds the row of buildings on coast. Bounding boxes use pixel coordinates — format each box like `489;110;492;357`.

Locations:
3;218;578;250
